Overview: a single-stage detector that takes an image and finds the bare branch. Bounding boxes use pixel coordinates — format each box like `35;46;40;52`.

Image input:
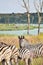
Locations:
34;0;39;12
28;0;29;9
21;4;26;8
39;0;42;12
22;0;29;12
41;0;43;11
34;0;43;12
42;0;43;6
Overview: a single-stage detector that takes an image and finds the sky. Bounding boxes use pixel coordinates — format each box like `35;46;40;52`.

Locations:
0;0;42;13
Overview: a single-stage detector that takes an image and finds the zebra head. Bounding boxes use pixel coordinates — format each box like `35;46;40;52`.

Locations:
18;36;30;49
18;36;25;48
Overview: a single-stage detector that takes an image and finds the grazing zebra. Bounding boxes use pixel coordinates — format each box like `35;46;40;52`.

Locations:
0;42;19;65
18;36;43;57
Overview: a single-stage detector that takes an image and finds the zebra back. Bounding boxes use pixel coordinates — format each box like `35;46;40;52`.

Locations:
18;48;33;60
9;45;19;59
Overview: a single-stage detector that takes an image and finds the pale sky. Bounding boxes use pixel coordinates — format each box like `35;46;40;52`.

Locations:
0;0;42;13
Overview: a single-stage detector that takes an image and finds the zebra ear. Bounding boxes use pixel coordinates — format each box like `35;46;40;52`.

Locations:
21;36;24;39
18;36;20;39
23;36;24;39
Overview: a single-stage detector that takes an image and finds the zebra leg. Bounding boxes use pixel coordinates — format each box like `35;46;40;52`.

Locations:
25;59;28;65
6;60;12;65
10;59;14;65
15;57;18;65
2;59;7;65
25;58;31;65
28;59;31;65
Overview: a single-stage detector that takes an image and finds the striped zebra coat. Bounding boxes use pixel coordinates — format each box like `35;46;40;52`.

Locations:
0;42;19;65
0;42;33;65
0;42;12;65
18;36;43;65
18;48;34;65
0;42;34;65
18;36;43;57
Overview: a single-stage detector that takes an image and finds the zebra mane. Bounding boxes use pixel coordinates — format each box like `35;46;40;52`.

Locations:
24;38;31;44
24;37;43;46
18;36;43;50
0;42;8;45
0;42;9;48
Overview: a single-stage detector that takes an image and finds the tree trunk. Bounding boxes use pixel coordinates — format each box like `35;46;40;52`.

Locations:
27;13;30;34
38;12;41;35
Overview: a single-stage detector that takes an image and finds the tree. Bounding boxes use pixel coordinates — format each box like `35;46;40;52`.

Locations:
22;0;30;34
34;0;43;35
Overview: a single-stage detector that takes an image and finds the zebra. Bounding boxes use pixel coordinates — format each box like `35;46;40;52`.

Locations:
10;45;19;65
18;36;43;57
0;42;19;65
10;46;34;65
0;42;34;65
6;45;33;65
0;42;12;65
18;48;34;65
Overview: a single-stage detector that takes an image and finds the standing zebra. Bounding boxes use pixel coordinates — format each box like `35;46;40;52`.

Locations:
9;44;19;65
0;42;19;65
7;44;33;65
18;36;43;57
6;44;33;65
18;48;34;65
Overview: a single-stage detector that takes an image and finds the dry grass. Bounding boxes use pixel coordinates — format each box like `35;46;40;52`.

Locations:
0;34;43;65
0;34;43;47
0;36;19;47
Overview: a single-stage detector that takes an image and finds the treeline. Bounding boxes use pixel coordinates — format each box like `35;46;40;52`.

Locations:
0;12;43;24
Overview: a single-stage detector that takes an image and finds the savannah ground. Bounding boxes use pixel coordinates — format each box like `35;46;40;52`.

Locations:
0;33;43;65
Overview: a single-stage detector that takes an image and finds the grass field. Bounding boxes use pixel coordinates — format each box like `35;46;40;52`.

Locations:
0;57;43;65
0;33;43;65
0;24;42;31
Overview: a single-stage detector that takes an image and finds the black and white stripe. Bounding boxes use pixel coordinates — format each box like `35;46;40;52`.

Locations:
18;48;32;65
18;36;43;57
0;42;12;65
0;42;19;65
10;45;19;65
18;36;43;65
